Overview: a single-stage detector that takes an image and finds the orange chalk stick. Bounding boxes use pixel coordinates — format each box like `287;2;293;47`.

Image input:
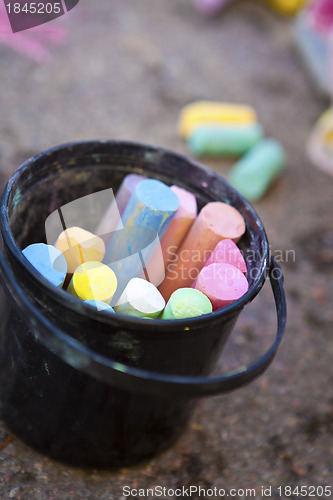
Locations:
158;201;245;301
147;186;197;287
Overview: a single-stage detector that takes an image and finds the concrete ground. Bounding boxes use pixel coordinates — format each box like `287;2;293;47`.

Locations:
0;0;332;498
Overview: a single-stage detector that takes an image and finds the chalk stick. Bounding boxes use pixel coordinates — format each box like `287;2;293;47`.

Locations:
104;179;179;301
67;261;117;304
96;173;146;237
228;139;285;202
161;288;212;320
188;123;263;157
194;262;249;311
84;299;115;314
114;278;165;319
307;108;333;177
158;201;246;301
55;226;105;274
178;101;257;139
204;239;247;274
266;0;306;15
147;185;198;286
22;243;67;288
160;185;198;271
294;11;331;97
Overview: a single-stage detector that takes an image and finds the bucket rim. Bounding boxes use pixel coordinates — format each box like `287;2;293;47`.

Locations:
0;139;270;330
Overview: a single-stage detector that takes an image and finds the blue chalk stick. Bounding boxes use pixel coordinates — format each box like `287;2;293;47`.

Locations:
104;179;179;304
84;299;115;314
22;243;67;288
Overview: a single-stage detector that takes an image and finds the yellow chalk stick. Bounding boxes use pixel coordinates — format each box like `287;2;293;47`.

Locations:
266;0;306;16
178;101;257;139
67;261;117;304
55;226;105;274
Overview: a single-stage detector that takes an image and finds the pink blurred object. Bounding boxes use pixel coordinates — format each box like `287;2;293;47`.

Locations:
192;0;233;15
308;0;333;32
0;3;67;62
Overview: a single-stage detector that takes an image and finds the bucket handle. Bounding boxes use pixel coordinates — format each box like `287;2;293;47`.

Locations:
0;248;286;399
86;256;286;398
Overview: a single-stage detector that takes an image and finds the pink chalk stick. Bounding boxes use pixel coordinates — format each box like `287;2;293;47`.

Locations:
309;0;333;32
205;239;247;274
158;201;246;301
96;173;146;238
194;262;249;311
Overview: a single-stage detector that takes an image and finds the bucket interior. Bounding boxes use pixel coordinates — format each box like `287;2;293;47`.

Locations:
5;141;268;291
0;141;270;379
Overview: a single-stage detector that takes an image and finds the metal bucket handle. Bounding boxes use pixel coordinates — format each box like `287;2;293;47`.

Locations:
0;242;286;399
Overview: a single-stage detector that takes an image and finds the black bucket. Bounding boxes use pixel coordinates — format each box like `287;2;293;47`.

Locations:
0;140;286;469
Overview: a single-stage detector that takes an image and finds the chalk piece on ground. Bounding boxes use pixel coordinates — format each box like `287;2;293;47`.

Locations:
178;101;257;139
67;261;117;304
22;243;67;288
159;201;246;301
194;262;249;311
84;299;115;314
188;123;263;157
266;0;306;15
96;173;146;237
228;138;285;202
55;226;105;274
204;239;247;274
161;288;212;320
307;108;333;177
114;278;165;319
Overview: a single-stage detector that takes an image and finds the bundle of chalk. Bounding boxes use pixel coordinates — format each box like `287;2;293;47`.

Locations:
22;174;250;321
178;101;286;201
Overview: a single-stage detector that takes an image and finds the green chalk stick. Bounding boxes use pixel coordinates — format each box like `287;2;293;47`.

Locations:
228;138;286;202
188;123;263;157
161;288;212;320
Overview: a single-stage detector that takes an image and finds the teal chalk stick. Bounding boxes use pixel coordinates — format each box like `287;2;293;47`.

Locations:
188;123;263;157
22;243;67;288
228;138;286;202
84;299;115;314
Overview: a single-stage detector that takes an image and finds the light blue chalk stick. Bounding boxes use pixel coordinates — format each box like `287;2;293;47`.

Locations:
22;243;67;288
188;123;263;157
84;299;115;314
228;138;286;202
104;179;179;304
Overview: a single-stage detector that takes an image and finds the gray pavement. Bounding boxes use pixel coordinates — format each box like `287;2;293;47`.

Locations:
0;0;332;498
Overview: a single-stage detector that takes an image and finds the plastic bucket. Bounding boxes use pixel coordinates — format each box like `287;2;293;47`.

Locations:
0;140;286;468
